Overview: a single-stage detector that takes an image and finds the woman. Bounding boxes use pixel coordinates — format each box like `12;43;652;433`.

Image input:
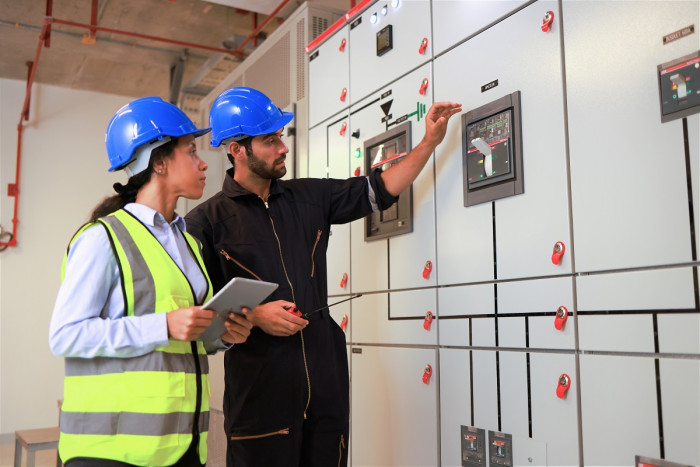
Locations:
49;96;252;466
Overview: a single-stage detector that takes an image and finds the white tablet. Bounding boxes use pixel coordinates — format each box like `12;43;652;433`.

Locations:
196;277;278;342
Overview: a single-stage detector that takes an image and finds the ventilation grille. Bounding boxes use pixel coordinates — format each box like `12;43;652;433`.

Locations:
311;15;330;40
296;18;306;101
244;31;291;109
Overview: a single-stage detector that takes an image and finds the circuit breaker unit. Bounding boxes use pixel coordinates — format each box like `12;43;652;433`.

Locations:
364;121;413;240
657;50;700;123
461;426;486;467
462;91;523;207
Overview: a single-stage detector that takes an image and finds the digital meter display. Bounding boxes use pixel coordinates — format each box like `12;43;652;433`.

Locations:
376;25;393;56
465;109;514;189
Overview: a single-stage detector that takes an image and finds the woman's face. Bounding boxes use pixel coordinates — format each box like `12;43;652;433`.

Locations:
163;134;208;200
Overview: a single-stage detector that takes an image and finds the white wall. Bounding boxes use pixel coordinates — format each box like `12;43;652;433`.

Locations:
0;78;131;434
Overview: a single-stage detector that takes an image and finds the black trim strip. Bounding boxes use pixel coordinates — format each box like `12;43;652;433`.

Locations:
682;117;700;310
96;220;128;318
653;314;665;458
469;317;474;427
525;318;533;438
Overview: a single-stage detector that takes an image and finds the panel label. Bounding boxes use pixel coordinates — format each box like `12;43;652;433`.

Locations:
481;80;499;93
663;24;695;44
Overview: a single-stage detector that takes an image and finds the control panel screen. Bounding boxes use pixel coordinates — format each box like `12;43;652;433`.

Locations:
364;121;412;241
657;50;700;123
465;109;514;189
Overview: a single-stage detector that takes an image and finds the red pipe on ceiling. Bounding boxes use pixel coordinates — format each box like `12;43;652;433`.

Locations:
2;0;291;248
0;19;50;249
50;18;248;58
232;0;289;54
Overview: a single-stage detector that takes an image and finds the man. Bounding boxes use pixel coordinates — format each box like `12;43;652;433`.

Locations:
185;86;461;466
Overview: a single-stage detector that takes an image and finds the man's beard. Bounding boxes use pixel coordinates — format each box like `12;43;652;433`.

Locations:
247;150;287;179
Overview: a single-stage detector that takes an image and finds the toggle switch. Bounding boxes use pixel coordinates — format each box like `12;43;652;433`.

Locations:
472;137;493;178
419;78;429;95
339;122;347;136
340;87;347;102
551;241;565;265
422;260;433;279
671;74;687;98
422;364;433;384
541;10;554;32
340;314;348;331
554;306;568;330
423;311;434;331
339;37;347;52
418;37;428;55
339;272;348;288
556;373;571;399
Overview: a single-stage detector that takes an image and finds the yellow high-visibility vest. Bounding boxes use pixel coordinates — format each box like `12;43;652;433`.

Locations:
59;209;213;466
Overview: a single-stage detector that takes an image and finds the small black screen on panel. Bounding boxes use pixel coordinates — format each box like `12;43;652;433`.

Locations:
376;25;393;56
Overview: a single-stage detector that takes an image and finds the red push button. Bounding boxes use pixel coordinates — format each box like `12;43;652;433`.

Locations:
354;167;361;177
422;364;433;384
554;306;568;330
556;373;571;399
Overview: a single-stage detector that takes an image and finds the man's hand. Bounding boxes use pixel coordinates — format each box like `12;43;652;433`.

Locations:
166;307;218;341
221;309;254;344
247;300;308;336
380;101;462;196
423;101;462;149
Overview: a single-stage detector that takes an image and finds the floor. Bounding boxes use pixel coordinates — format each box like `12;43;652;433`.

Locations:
0;441;58;467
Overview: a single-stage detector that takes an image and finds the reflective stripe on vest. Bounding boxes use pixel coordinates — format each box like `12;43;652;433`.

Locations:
59;209;213;466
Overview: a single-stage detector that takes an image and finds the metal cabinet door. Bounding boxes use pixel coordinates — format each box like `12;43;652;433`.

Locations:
563;0;699;271
431;0;530;56
308;25;350;128
351;290;437;346
327;116;353;297
437;283;494;347
439;348;472;467
434;1;572;283
529;352;580;466
577;268;696;353
349;64;434;292
351;346;439;467
498;277;576;350
348;0;432;105
580;355;660;465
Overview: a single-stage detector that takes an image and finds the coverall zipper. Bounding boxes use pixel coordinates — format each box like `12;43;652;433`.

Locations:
219;248;263;281
310;229;321;278
262;196;312;420
338;434;345;467
230;428;290;440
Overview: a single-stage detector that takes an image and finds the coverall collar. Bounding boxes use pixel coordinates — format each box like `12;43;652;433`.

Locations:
222;168;284;200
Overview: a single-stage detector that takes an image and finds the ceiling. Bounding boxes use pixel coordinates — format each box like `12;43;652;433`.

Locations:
0;0;351;106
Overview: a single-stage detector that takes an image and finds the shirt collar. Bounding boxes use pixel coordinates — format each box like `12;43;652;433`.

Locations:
124;203;186;231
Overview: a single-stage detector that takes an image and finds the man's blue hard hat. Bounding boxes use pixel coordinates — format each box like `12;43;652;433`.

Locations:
209;87;294;148
105;96;210;172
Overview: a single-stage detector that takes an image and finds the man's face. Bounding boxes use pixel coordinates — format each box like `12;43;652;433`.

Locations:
246;129;289;179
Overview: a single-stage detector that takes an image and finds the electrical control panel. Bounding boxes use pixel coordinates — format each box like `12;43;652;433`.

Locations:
657;50;700;123
488;431;513;467
461;426;486;467
462;91;523;207
364;121;413;241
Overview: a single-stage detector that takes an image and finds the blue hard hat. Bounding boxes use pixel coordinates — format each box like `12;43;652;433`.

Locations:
209;87;294;147
105;96;211;172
